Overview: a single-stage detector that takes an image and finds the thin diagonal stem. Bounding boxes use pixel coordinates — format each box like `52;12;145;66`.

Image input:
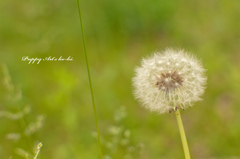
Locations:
76;1;103;158
33;142;43;159
175;109;191;159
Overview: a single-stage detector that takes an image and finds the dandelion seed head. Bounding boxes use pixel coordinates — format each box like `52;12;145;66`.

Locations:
132;48;207;114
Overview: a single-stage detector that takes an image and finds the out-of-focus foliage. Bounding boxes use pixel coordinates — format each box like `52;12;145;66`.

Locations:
1;0;240;158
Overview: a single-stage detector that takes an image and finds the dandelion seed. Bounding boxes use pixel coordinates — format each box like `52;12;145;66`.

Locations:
132;48;207;114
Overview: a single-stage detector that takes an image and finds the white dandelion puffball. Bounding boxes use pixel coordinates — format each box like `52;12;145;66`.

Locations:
132;48;207;114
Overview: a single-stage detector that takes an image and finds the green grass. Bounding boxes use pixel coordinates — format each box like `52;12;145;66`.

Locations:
1;0;240;158
76;0;103;158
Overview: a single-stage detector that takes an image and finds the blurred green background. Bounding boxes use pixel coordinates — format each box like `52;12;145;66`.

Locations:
1;0;240;158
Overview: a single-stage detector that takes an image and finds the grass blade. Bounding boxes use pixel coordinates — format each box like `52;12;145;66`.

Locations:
76;0;103;158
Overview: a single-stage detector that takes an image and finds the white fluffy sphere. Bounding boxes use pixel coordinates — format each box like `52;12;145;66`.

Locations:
132;48;207;114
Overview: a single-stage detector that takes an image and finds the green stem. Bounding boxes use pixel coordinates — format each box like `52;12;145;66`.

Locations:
33;142;43;159
76;1;103;158
175;109;191;159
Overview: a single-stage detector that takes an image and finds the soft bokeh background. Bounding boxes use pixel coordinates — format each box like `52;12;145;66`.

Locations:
1;0;240;158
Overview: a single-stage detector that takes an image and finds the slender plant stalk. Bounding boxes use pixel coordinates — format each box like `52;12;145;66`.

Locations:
33;142;43;159
175;109;191;159
76;0;103;158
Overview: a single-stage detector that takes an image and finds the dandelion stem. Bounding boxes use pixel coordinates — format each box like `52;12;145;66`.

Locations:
76;0;103;158
175;109;191;159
